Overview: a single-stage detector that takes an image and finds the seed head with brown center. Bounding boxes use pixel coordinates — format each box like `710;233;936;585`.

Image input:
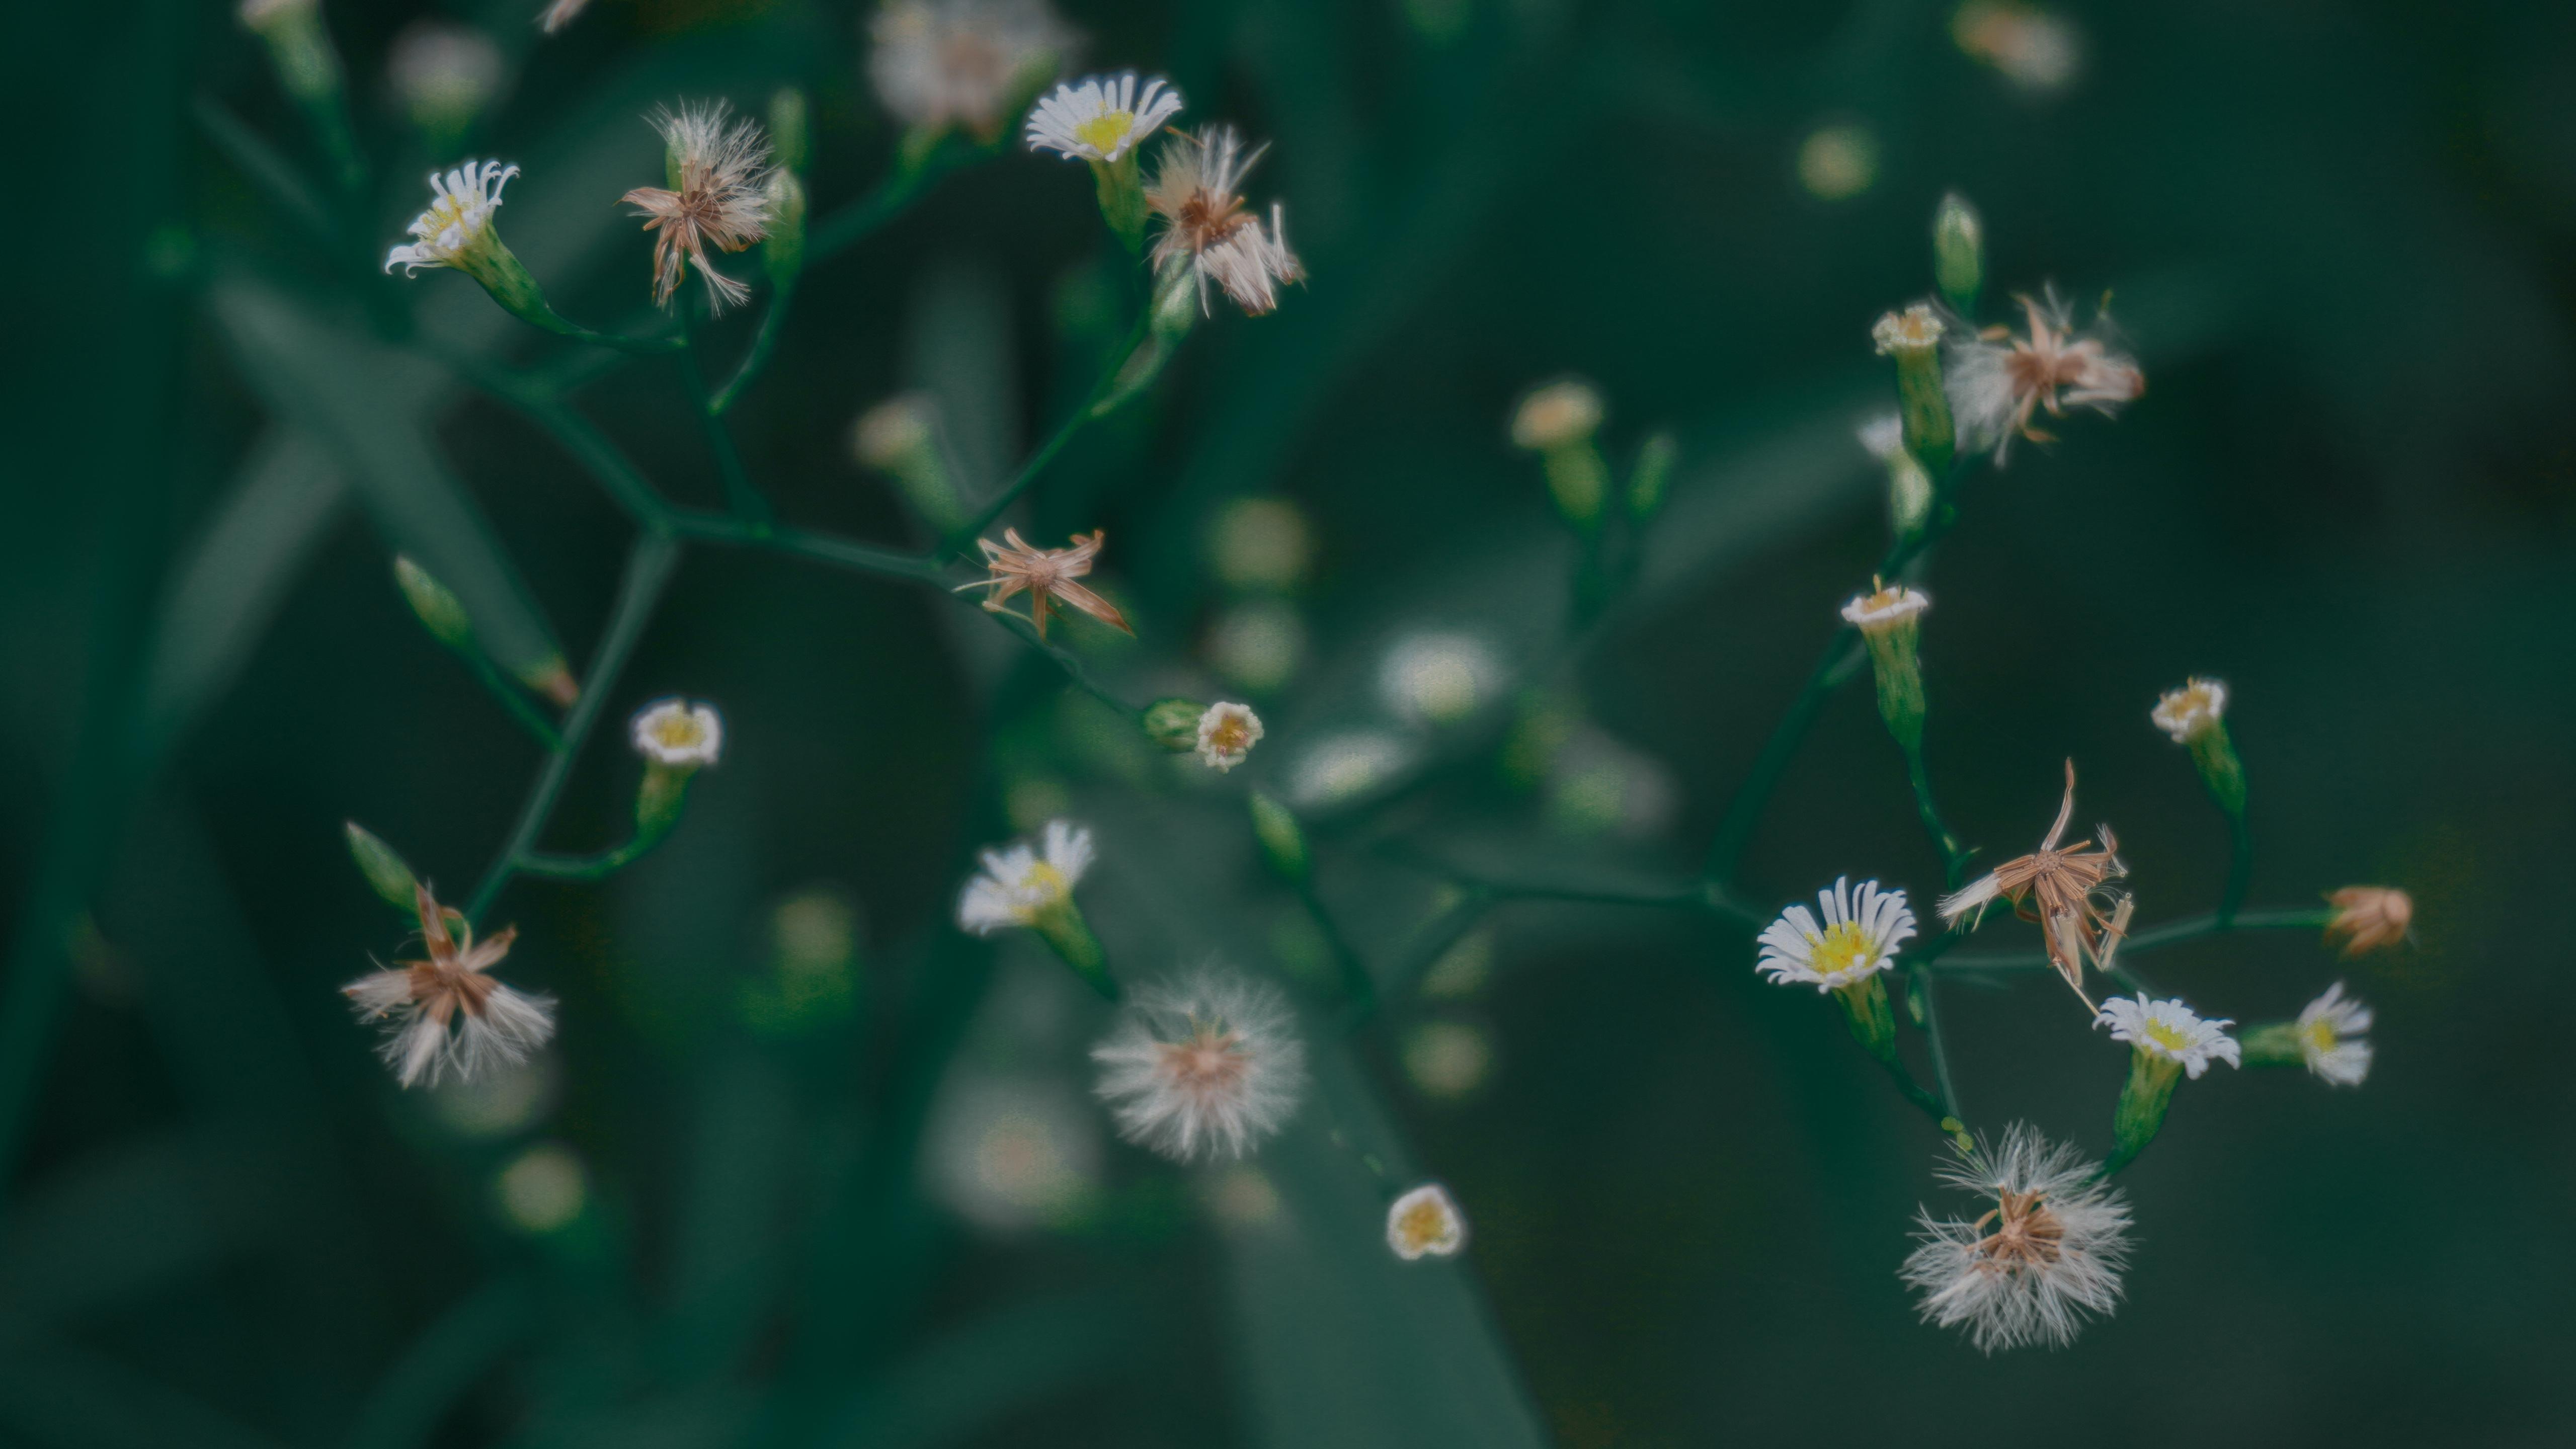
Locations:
1939;760;2131;1009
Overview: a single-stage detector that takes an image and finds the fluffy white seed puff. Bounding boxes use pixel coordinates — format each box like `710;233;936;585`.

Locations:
1092;971;1306;1162
1901;1124;2133;1353
1756;878;1916;992
343;886;554;1089
2298;981;2375;1087
630;698;722;767
384;160;517;275
1841;584;1929;631
1146;127;1303;316
1196;701;1264;772
2095;993;2241;1078
868;0;1073;139
1386;1183;1469;1260
1025;72;1183;164
956;820;1093;934
2150;677;2227;743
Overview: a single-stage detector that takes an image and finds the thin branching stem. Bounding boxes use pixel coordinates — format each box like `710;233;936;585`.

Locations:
464;534;682;924
1930;907;2333;973
944;310;1155;555
709;279;795;415
807;138;998;262
675;324;774;527
2218;813;2254;926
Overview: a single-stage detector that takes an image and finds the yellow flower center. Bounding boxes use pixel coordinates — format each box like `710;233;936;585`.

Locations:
2143;1018;2194;1054
2303;1018;2339;1055
1011;861;1069;919
1395;1198;1450;1251
1206;716;1253;754
1073;110;1135;154
653;716;705;749
1809;920;1877;979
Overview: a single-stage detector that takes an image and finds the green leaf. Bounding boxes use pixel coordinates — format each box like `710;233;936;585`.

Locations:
1215;1035;1552;1449
135;427;346;763
207;278;568;691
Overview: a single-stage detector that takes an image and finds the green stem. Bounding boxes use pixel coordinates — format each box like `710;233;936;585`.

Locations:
675;325;773;527
464;534;682;924
709;279;795;415
1704;635;1863;878
1912;965;1965;1124
192;96;337;255
455;646;564;751
2217;813;2253;927
1930;907;2333;973
517;825;674;881
807;138;996;263
671;511;940;582
942;311;1155;556
1296;877;1378;1025
1902;744;1968;886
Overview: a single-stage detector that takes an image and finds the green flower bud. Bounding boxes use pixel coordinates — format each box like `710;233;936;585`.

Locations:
1249;790;1308;883
1627;431;1677;521
1143;697;1209;753
1841;583;1931;755
1510;379;1611;530
344;821;421;912
768;87;810;175
763;170;806;288
1871;306;1955;474
1933;192;1983;314
1090;151;1149;255
1833;974;1899;1065
392;555;472;650
2149;678;2244;818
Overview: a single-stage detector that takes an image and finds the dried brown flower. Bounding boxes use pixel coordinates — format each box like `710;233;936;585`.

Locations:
342;884;553;1088
1146;126;1303;316
2322;886;2413;958
1938;760;2131;1008
621;103;774;312
1947;291;2143;462
954;528;1134;640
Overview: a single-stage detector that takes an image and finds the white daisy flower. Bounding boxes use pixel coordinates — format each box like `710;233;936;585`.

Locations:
867;0;1073;140
1195;701;1264;772
1755;877;1917;992
1024;72;1183;164
2149;676;2227;744
957;819;1094;935
2094;993;2240;1078
1091;970;1306;1161
1840;583;1930;633
1872;304;1945;355
629;698;722;768
384;159;518;276
1386;1182;1469;1260
2295;981;2374;1087
1901;1124;2132;1353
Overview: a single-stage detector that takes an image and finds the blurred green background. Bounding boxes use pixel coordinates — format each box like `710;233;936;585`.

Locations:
10;0;2576;1444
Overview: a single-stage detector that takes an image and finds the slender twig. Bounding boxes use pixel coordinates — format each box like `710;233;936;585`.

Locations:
943;311;1155;555
673;511;941;582
454;648;564;751
517;829;672;881
1929;907;2333;973
2217;813;2254;926
1297;877;1379;1025
710;280;795;415
464;534;682;924
1911;966;1965;1125
674;325;774;527
193;97;339;254
807;138;997;262
1704;634;1863;878
1902;746;1969;886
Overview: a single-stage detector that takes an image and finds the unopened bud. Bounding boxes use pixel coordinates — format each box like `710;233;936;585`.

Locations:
392;555;473;650
763;169;807;286
344;821;422;911
1627;430;1677;521
1871;306;1955;473
768;87;811;174
1510;380;1611;530
1841;583;1931;754
1249;790;1308;882
851;394;967;533
1933;192;1983;313
239;0;342;102
2150;678;2243;818
1142;697;1208;753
